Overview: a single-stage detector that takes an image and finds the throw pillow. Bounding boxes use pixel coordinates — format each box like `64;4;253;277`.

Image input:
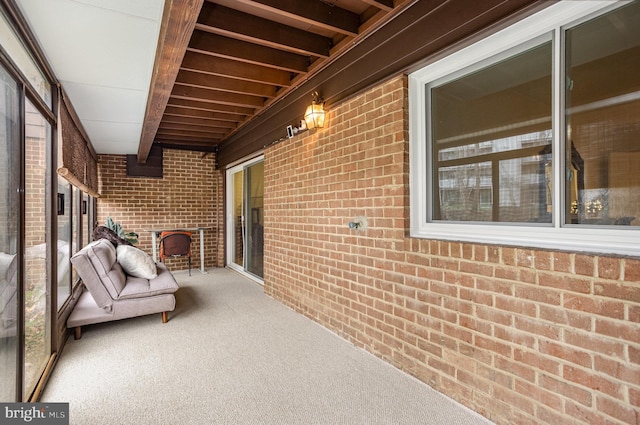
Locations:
116;245;158;279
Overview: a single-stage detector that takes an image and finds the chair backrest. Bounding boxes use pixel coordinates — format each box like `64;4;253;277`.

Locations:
70;239;126;310
159;231;192;258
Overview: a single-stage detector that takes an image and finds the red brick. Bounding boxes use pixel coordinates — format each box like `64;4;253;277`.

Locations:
502;247;517;266
456;368;484;388
539;373;593;406
476;277;513;296
595;355;640;386
538;271;591;293
494;325;536;349
495;356;536;383
624;258;640;282
493;384;535;416
538;305;592;331
564;294;625;320
475;335;512;357
593;281;640;303
495;265;519;280
416;337;443;358
536;405;570;425
564;399;615;425
597;256;621;280
514;348;561;375
475;304;512;327
596;394;637;424
574;254;595;276
563;365;623;399
534;250;552;271
514;285;561;306
630;386;640;408
458;342;492;365
495;295;536;317
515;379;564;411
630;345;640;366
516;248;535;268
514;316;560;339
539;340;592;368
595;318;640;345
487;246;500;264
553;252;572;273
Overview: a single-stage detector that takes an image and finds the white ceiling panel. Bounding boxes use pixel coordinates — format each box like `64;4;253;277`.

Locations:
61;81;147;123
83;121;144;154
96;140;143;155
16;0;165;154
71;0;165;20
19;0;159;89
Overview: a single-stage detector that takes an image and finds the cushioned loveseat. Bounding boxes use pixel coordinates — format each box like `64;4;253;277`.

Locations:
68;239;179;339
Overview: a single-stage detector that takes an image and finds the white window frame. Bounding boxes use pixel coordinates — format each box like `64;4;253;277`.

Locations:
409;1;638;256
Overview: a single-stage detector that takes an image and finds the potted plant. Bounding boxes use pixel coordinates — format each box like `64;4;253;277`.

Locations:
105;216;139;245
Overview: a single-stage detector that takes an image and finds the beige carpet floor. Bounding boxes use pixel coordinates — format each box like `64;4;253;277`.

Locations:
41;268;494;425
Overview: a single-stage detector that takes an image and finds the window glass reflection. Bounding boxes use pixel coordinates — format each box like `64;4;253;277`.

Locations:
565;2;640;226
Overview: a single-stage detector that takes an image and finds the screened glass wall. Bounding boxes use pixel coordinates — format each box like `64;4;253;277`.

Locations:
0;3;95;401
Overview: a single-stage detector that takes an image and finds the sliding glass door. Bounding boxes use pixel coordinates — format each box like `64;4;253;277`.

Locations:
226;157;264;280
23;98;51;399
0;63;20;402
0;4;73;401
0;66;52;401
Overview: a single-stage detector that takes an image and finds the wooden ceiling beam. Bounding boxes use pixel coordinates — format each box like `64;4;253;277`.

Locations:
164;105;247;122
156;131;221;140
188;31;308;73
231;0;360;36
171;85;265;108
197;3;331;57
175;70;277;98
155;141;221;150
159;122;232;134
160;121;234;133
168;97;257;116
181;51;292;86
156;130;224;142
157;142;219;153
138;0;204;163
161;115;236;129
362;0;394;12
156;141;218;151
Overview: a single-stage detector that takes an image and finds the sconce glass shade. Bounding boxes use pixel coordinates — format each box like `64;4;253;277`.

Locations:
304;103;325;129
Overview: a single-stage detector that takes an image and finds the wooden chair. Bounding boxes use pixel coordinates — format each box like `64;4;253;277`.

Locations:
159;231;192;276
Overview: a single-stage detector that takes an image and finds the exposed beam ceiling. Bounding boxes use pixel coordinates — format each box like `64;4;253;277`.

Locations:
140;0;415;159
17;0;548;164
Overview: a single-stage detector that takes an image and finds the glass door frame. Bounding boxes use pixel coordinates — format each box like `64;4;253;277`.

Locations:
225;155;264;283
0;62;57;402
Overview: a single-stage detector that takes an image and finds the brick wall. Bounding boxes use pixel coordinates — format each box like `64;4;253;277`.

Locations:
97;149;224;270
24;115;48;290
263;75;640;425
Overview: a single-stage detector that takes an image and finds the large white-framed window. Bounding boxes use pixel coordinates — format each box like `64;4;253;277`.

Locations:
409;1;640;256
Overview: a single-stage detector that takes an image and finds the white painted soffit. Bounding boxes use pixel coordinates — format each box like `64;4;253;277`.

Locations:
16;0;165;154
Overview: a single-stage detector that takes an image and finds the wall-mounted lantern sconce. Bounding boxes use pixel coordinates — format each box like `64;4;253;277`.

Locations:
304;91;325;130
